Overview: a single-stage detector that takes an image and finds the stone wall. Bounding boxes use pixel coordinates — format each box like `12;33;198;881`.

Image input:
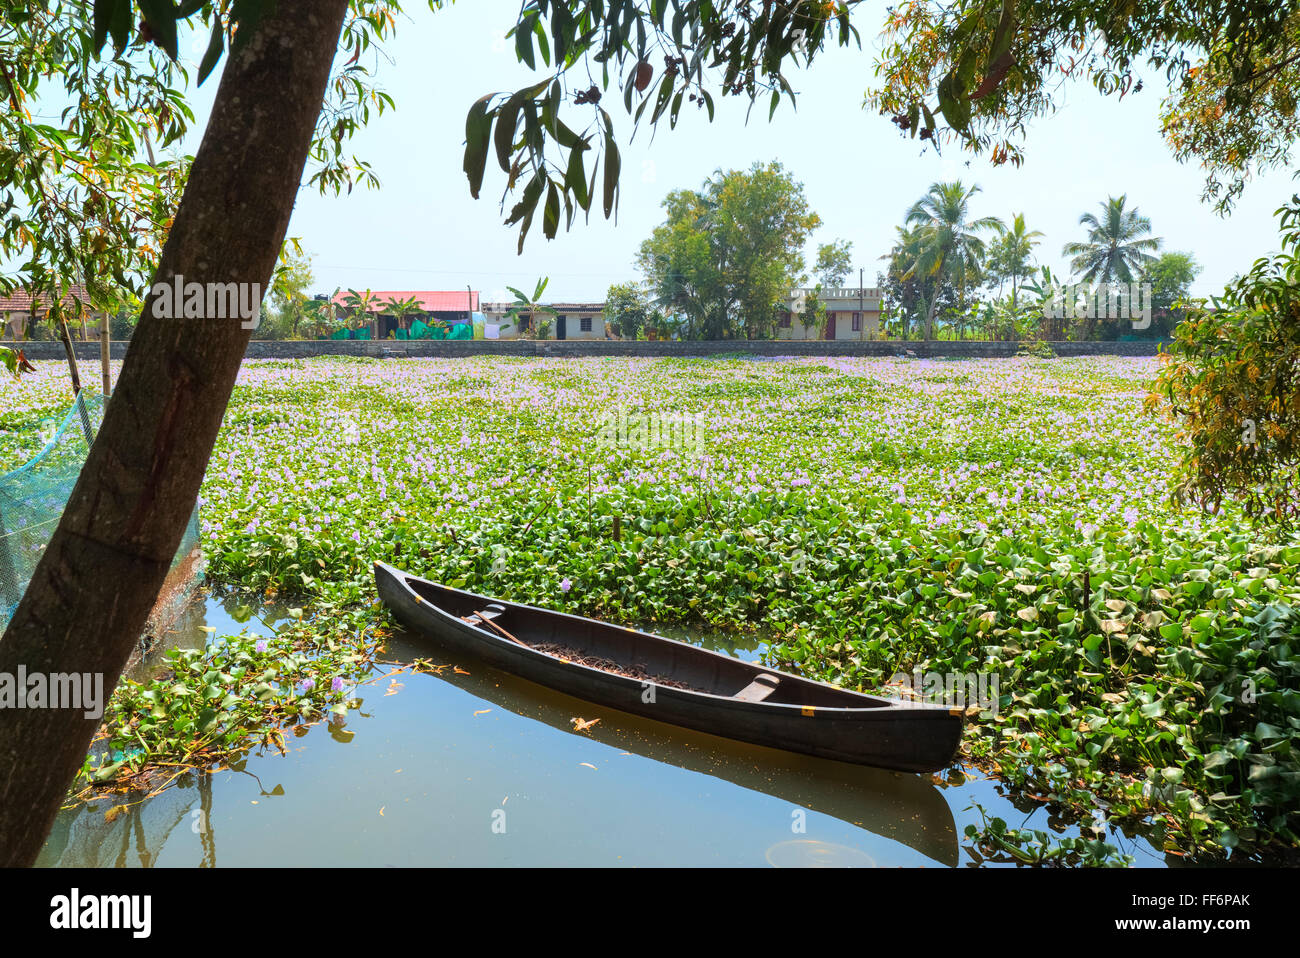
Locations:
11;338;1170;362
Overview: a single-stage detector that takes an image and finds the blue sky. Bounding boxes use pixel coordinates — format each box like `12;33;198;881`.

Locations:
168;1;1297;304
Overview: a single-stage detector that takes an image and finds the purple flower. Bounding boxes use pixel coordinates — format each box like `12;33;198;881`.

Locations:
299;678;315;693
255;640;268;653
331;676;344;692
559;577;572;593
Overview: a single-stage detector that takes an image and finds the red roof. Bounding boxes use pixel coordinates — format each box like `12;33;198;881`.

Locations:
331;290;479;313
0;283;95;313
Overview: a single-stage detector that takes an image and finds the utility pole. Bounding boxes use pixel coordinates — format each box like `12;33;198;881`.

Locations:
859;268;865;341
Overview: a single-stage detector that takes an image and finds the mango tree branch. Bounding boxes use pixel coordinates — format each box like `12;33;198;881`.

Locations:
0;0;350;867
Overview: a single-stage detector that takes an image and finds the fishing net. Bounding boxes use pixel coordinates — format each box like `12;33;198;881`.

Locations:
0;393;200;630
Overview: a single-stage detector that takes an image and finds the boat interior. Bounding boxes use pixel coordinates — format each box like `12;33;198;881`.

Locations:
402;575;893;709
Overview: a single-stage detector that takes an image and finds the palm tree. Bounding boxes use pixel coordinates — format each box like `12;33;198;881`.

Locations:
988;213;1044;309
1062;195;1162;286
903;181;1003;339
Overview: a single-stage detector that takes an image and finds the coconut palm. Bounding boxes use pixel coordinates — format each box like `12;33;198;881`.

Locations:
987;212;1044;308
1062;195;1162;285
903;181;1003;339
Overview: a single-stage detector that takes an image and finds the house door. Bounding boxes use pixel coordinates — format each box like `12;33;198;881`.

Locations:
824;311;836;340
556;315;567;340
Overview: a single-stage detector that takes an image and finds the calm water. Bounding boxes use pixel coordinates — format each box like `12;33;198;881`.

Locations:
38;593;1171;867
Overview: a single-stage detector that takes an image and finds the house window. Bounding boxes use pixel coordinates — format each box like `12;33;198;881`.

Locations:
852;312;862;331
580;317;592;332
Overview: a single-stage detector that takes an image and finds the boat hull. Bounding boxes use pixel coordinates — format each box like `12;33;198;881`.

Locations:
375;563;963;773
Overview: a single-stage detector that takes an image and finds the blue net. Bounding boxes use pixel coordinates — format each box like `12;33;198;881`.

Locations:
0;393;200;629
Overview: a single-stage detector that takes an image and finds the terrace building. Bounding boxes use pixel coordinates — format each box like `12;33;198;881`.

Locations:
479;302;607;340
779;286;882;340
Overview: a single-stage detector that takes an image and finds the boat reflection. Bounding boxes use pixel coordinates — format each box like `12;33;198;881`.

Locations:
383;630;960;867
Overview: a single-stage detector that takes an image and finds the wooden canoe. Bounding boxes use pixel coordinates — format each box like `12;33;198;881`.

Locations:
375;562;963;773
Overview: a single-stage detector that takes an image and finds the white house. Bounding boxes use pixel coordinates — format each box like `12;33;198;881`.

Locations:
779;286;882;340
480;302;607;340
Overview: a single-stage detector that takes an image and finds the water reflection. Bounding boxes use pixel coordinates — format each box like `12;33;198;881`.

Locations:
387;631;960;866
766;839;877;868
39;596;1169;867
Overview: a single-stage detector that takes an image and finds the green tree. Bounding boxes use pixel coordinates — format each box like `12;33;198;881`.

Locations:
879;226;957;341
605;281;651;339
903;181;1002;339
1062;195;1162;286
269;247;315;339
637;161;821;339
1151;200;1300;526
814;239;854;288
868;1;1299;216
1146;251;1202;335
986;213;1043;307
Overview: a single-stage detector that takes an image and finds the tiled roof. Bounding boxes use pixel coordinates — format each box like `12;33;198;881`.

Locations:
0;283;95;313
331;290;479;312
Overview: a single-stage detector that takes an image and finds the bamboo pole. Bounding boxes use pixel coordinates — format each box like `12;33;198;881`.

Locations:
100;312;111;396
57;317;81;396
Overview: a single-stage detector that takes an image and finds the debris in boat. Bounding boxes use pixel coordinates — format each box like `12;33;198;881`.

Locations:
532;642;707;692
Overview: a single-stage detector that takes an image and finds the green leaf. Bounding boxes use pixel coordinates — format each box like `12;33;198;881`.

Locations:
138;0;180;60
92;0;118;53
566;144;589;210
463;95;493;198
197;17;225;87
543;180;560;240
514;14;536;69
494;95;521;174
602;130;620;220
108;0;132;52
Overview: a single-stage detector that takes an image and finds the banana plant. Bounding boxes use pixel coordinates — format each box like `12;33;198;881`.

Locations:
342;287;378;335
505;277;557;339
382;294;423;337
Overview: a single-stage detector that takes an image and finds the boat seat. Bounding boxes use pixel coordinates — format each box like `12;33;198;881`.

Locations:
733;673;781;702
462;605;507;628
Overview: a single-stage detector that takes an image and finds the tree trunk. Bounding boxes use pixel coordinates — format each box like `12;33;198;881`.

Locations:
0;0;348;867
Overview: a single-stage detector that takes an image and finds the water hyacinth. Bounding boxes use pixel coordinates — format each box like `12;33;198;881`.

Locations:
7;354;1300;859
